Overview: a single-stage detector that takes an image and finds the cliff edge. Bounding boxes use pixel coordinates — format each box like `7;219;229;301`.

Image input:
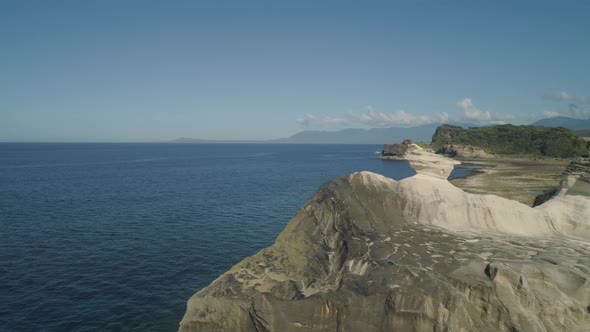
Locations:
179;144;590;332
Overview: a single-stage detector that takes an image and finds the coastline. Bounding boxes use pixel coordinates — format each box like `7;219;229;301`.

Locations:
449;157;570;206
180;143;590;331
381;146;572;206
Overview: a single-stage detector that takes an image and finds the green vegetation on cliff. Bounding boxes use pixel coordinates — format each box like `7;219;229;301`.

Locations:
431;124;588;158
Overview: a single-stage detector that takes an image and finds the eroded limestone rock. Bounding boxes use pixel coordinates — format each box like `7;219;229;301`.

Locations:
437;144;496;159
533;157;590;207
179;148;590;332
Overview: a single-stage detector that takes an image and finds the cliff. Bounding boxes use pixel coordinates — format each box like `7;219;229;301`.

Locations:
431;124;588;158
179;144;590;332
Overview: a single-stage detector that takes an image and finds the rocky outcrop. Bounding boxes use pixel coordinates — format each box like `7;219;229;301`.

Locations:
533;157;590;207
534;157;590;238
532;189;558;207
179;145;590;332
437;144;495;158
380;143;408;158
564;158;590;185
380;140;414;159
381;143;460;179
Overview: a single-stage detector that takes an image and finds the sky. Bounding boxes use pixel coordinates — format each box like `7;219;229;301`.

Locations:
1;0;590;142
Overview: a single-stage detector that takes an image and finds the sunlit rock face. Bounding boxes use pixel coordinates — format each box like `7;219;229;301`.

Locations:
179;147;590;332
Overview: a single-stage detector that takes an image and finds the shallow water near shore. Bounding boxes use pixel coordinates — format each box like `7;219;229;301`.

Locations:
0;143;473;331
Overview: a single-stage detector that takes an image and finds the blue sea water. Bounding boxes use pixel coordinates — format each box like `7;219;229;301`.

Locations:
0;143;471;331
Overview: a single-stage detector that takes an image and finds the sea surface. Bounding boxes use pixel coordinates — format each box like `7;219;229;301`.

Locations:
0;143;471;331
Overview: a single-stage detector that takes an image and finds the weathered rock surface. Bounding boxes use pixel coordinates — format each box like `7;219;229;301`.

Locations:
381;140;415;159
437;144;495;158
381;143;409;158
564;158;590;185
533;157;590;207
179;146;590;332
532;189;558;207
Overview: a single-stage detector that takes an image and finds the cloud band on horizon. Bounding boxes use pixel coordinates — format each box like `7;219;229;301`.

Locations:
295;93;589;129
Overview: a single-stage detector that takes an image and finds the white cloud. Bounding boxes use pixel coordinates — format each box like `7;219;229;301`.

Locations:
543;91;588;104
543;103;590;119
542;110;561;118
543;91;573;101
456;98;518;124
296;107;449;128
541;91;590;119
456;98;492;121
295;114;348;127
347;107;448;127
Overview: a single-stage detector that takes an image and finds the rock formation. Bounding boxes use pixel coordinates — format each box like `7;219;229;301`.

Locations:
533;157;590;207
563;158;590;188
380;143;408;158
436;144;495;158
532;189;558;207
380;140;412;159
179;144;590;332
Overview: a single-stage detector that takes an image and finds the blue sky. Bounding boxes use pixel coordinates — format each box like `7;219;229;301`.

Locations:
1;1;589;142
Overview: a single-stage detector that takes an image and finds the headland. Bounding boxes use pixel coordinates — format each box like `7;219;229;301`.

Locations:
179;142;590;331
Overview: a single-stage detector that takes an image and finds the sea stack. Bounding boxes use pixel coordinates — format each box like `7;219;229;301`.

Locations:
179;144;590;331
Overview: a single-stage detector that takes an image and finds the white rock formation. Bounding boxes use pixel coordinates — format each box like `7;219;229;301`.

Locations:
388;144;590;238
179;144;590;332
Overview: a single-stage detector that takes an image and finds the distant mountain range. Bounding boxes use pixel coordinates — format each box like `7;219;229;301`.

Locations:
271;122;478;144
529;116;590;137
530;116;590;131
167;122;476;145
167;116;590;145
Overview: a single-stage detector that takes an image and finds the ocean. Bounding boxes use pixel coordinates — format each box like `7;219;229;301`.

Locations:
0;143;471;331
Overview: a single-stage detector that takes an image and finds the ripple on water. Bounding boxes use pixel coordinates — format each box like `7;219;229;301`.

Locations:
0;143;424;331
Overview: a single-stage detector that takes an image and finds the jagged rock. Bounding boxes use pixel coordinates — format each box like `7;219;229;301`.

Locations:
381;144;408;158
179;146;590;332
381;139;416;159
533;157;590;207
402;139;413;145
564;158;590;185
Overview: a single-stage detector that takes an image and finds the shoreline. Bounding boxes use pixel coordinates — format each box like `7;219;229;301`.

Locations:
449;162;493;180
449;157;570;206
